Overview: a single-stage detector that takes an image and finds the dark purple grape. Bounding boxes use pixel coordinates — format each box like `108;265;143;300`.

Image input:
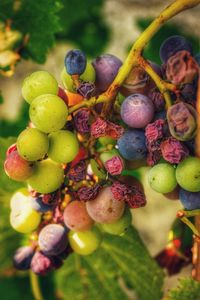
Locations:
184;139;195;155
179;188;200;210
159;35;193;63
65;49;86;75
181;83;196;104
120;94;154;128
153;110;166;121
77;82;96;99
31;251;54;275
92;54;122;93
117;129;147;160
74;109;90;134
13;246;35;270
195;53;200;66
30;197;53;213
38;224;68;256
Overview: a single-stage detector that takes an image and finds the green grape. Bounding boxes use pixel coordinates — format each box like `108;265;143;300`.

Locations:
10;188;41;233
100;208;132;235
148;163;177;193
68;227;102;256
17;128;49;161
48;130;79;163
29;94;68;133
98;136;116;146
100;148;122;165
28;159;64;194
61;61;96;92
22;71;58;104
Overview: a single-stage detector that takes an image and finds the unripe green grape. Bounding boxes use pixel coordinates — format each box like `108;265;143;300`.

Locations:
100;208;132;235
28;159;64;194
148;163;177;193
61;61;96;92
22;71;58;104
17;128;49;161
29;94;68;133
68;227;102;256
48;130;79;163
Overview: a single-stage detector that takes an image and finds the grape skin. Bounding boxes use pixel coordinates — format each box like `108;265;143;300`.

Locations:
38;224;68;256
63;201;94;231
13;246;35;270
86;187;125;224
4;150;33;181
65;49;87;75
120;94;154;128
17;128;49;161
48;130;79;163
179;188;200;210
29;94;68;133
30;197;53;213
22;71;58;104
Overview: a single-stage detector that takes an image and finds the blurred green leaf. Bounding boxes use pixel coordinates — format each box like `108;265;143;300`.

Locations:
56;227;164;300
167;277;200;300
0;91;3;104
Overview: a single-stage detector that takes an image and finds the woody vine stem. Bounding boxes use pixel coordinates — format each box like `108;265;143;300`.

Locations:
30;1;200;300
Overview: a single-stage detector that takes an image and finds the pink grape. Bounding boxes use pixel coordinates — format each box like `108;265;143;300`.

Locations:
120;94;154;128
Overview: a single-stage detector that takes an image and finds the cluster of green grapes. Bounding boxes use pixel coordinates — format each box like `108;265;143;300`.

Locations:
4;35;200;275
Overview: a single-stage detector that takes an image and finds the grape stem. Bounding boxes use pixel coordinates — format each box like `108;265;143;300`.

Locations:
69;0;200;115
30;271;44;300
177;210;200;237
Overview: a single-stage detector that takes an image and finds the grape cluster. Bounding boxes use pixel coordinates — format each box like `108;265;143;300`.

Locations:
4;36;200;276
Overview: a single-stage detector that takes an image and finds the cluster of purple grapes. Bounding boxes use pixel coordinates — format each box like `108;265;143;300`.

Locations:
4;35;200;276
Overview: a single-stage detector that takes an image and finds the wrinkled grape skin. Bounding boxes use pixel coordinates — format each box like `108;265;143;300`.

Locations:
65;49;87;75
29;94;68;133
100;149;121;165
38;224;68;256
92;54;122;93
28;159;64;194
48;130;79;164
86;187;125;224
159;35;192;63
179;188;200;210
17;128;49;161
13;246;35;270
22;71;58;104
63;201;94;231
68;227;102;256
121;94;154;128
4;150;33;181
117;129;147;161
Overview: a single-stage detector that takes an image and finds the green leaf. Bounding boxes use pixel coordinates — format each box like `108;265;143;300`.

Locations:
56;227;164;300
167;277;200;300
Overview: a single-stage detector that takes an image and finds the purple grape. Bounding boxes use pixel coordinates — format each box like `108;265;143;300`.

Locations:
159;35;193;63
117;129;147;160
92;54;122;93
181;83;196;104
153;110;166;121
120;94;154;128
179;188;200;210
65;49;86;75
31;251;54;275
13;246;35;270
38;224;68;256
30;196;53;213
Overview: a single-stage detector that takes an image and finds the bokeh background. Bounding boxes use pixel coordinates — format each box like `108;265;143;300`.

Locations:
0;0;200;299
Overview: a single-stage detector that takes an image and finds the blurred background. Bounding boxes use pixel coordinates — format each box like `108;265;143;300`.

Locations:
0;0;200;299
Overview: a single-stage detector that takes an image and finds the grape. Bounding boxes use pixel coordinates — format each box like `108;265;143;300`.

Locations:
30;196;53;213
10;189;41;233
38;224;68;256
48;130;79;163
68;227;102;255
92;54;122;93
159;35;192;63
29;94;68;133
65;49;87;75
13;246;35;270
86;186;125;223
4;150;33;181
22;71;58;104
27;159;64;194
117;129;147;161
61;61;96;92
100;208;132;235
17;128;49;161
63;201;94;231
120;94;154;128
148;163;177;194
99;148;121;165
31;251;55;275
179;188;200;210
176;156;200;192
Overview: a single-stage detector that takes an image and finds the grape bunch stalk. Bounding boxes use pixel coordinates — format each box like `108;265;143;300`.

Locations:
3;0;200;292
